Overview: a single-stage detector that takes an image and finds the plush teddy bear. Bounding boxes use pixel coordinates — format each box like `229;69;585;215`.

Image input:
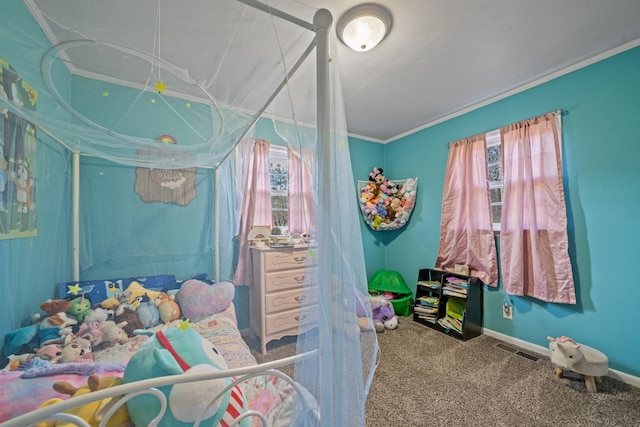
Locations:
36;374;130;427
60;336;93;363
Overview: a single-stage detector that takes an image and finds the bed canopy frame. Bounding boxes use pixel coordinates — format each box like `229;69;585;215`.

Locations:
0;0;378;425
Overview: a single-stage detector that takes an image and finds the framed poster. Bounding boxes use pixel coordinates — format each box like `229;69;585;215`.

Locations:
0;57;38;239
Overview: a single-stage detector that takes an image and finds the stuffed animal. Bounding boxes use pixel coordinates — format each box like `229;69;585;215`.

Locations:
100;320;129;348
124;327;250;427
369;166;386;186
36;374;130;427
135;294;160;328
60;336;93;363
39;299;73;317
156;292;181;323
67;295;93;323
83;307;112;326
35;344;63;363
122;281;162;307
369;295;398;332
114;306;145;338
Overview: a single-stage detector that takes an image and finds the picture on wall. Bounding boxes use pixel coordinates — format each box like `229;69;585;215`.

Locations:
0;57;38;239
134;134;197;206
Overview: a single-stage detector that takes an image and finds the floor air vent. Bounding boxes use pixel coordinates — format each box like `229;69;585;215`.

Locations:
515;351;540;362
495;343;540;362
495;343;518;353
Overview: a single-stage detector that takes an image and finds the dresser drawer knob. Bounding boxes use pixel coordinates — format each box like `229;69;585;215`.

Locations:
294;295;307;303
294;256;306;263
294;275;305;283
295;315;307;322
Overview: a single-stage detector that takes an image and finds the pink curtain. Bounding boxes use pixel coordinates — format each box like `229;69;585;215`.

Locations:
287;147;314;234
500;113;576;303
435;135;498;285
233;139;272;286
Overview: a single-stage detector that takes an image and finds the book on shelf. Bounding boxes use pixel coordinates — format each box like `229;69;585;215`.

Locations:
417;296;439;306
442;289;467;298
417;314;437;324
445;277;469;286
437;315;463;333
414;305;438;314
418;280;441;289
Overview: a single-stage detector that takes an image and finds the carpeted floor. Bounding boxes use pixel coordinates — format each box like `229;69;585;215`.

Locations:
250;318;640;426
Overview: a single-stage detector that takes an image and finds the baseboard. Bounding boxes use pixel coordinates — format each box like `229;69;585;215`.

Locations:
482;328;640;389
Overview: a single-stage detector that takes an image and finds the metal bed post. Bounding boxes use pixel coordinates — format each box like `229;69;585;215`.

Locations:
314;8;333;426
72;151;80;281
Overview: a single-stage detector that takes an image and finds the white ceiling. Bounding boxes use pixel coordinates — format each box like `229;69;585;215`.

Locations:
314;0;640;142
25;0;640;143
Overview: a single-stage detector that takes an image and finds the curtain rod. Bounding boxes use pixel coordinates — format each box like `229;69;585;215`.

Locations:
445;108;566;148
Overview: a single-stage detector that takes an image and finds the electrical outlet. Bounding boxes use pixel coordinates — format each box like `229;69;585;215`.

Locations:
503;304;513;320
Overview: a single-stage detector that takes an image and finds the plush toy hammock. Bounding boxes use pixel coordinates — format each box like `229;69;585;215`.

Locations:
358;167;418;231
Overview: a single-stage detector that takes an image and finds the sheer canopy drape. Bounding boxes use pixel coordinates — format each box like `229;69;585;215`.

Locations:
287;147;314;234
233;138;271;286
435;135;498;285
500;113;576;303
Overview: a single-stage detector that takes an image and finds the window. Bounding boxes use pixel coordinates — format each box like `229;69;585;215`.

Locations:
268;145;288;228
486;129;502;231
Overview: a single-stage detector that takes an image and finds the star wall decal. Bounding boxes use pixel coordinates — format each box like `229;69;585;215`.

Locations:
102;91;110;97
154;81;167;94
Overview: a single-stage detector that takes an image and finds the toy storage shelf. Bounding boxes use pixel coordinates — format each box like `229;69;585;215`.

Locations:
413;268;482;341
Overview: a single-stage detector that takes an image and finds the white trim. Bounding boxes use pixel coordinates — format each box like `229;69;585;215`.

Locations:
386;38;640;144
483;328;640;389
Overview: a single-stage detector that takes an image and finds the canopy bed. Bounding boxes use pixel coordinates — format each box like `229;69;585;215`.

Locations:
0;0;378;425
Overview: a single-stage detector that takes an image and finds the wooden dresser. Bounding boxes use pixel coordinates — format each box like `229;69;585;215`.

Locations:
250;246;317;354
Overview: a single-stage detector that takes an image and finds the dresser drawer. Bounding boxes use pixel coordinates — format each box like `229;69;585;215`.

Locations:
265;287;318;314
264;268;308;292
264;305;318;335
263;249;308;272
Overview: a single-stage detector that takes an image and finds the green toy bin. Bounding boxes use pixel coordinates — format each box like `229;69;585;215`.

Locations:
367;269;414;316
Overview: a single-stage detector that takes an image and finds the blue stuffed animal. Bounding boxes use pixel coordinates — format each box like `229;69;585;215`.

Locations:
123;326;250;427
135;294;160;328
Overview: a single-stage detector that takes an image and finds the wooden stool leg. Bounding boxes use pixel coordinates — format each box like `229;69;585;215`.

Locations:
553;367;564;379
595;376;603;384
585;375;597;393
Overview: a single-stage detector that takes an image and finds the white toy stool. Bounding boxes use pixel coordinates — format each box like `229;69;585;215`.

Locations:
547;336;609;393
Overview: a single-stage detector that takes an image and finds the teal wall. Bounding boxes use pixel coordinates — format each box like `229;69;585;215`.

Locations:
354;46;640;377
0;2;74;347
348;136;386;278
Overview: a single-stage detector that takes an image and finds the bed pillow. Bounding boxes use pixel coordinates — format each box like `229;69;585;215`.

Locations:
178;280;235;322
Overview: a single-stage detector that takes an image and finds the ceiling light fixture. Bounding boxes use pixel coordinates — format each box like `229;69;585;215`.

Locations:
336;3;392;53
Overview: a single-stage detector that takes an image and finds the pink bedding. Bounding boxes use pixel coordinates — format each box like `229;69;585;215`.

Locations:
0;303;307;426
